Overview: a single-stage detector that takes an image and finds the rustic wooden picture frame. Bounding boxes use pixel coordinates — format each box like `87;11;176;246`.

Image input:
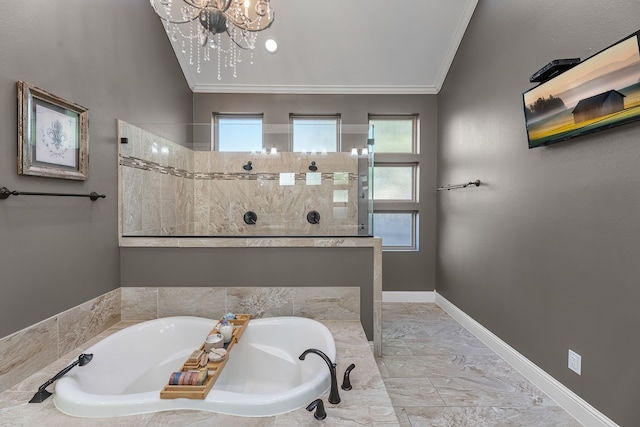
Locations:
17;81;89;180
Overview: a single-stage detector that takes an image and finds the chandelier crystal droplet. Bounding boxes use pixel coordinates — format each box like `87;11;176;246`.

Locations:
149;0;274;80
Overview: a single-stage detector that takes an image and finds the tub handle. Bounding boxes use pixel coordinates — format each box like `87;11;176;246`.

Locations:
341;363;356;390
306;398;326;420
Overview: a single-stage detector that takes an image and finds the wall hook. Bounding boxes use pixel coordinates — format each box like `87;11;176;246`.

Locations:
308;161;318;172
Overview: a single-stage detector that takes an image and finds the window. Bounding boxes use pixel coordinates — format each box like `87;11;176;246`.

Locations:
369;115;419;250
369;118;416;153
213;114;263;152
373;212;417;249
291;115;340;153
373;165;416;201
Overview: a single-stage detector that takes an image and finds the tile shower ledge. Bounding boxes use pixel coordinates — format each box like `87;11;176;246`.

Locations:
119;236;381;248
0;320;398;426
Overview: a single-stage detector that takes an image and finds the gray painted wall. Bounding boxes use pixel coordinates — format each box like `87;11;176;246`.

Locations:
193;93;438;292
437;1;640;425
0;2;435;340
0;1;192;338
120;246;374;338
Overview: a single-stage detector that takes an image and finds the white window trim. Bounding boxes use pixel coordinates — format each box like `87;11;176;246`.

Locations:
373;211;419;251
369;114;419;250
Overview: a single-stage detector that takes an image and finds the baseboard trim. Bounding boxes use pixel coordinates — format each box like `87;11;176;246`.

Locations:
435;292;619;427
382;291;435;303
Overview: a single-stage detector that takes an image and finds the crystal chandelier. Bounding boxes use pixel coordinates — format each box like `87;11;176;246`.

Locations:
149;0;275;80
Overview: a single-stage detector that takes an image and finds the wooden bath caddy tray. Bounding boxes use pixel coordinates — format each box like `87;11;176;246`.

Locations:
160;314;251;400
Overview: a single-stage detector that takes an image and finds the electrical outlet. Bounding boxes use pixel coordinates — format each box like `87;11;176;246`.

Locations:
568;350;581;375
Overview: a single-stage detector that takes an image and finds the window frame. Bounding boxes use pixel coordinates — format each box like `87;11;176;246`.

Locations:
372;211;419;251
372;163;418;202
290;114;341;153
368;115;419;154
212;113;264;152
368;114;420;250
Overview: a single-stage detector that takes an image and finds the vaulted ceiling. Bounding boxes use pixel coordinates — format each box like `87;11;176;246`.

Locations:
156;0;478;94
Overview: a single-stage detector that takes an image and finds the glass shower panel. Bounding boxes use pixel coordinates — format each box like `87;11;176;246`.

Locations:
118;120;374;238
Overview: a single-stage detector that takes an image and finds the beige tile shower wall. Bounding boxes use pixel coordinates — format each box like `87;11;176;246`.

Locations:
120;121;194;236
121;287;360;323
0;289;120;393
121;121;360;236
193;152;360;236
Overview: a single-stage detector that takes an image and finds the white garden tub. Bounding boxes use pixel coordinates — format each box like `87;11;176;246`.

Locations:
53;316;336;418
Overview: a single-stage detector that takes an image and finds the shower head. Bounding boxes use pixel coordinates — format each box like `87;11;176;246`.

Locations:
29;353;94;403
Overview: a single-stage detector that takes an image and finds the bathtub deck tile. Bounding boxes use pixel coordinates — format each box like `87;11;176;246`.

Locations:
0;319;398;427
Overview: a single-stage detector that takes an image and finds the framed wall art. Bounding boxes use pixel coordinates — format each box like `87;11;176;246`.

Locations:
17;81;89;180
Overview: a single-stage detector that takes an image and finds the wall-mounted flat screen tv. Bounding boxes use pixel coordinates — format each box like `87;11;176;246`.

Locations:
523;29;640;149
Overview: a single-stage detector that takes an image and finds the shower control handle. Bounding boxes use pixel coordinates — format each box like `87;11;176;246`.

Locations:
306;211;320;224
243;211;257;225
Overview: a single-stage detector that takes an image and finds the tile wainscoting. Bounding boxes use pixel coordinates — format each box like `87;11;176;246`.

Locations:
0;289;121;393
121;286;360;322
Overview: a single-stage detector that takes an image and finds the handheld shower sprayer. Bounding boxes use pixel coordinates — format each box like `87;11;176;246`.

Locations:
29;353;93;403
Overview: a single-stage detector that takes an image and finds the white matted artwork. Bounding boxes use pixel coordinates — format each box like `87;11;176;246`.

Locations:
35;104;78;168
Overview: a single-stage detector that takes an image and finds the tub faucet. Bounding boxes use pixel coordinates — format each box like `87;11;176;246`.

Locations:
299;348;340;404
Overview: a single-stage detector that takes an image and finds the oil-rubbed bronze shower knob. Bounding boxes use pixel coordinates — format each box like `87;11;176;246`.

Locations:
306;211;320;224
243;211;257;224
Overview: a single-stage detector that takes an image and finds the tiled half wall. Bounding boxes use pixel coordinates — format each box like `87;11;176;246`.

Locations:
119;121;361;237
0;286;359;393
121;287;360;322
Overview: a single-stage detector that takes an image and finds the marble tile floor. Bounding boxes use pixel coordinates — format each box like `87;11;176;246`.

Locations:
379;303;582;427
0;303;583;426
0;320;397;427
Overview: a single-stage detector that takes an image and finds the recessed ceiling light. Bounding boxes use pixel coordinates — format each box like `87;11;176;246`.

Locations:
265;39;278;54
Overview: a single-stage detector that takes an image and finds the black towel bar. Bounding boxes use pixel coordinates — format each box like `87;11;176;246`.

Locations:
0;186;106;201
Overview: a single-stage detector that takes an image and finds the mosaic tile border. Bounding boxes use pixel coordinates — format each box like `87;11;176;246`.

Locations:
121;155;357;182
120;156;193;179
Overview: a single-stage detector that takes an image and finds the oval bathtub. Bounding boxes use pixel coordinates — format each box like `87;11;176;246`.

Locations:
53;316;336;418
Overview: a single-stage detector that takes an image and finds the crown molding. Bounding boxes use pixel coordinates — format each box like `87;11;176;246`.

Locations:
434;0;479;92
190;84;439;95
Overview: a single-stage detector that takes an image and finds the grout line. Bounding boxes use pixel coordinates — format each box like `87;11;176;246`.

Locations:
426;377;448;407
